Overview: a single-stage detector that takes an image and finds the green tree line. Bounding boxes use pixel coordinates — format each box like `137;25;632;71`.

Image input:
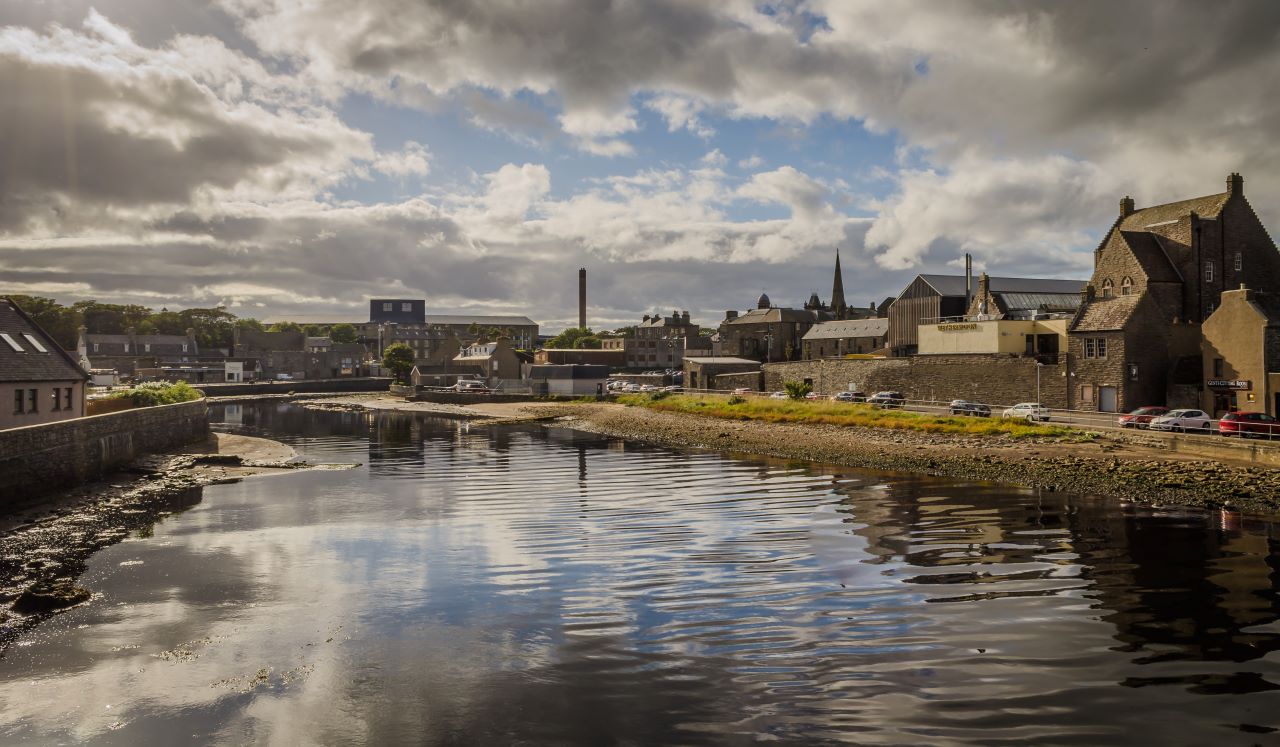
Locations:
6;296;357;350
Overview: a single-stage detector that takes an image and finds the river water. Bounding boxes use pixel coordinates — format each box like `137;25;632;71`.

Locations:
2;402;1279;745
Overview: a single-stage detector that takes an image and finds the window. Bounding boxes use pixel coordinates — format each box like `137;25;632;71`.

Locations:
181;344;188;352
123;343;130;353
1101;278;1114;298
27;389;37;413
402;303;412;312
1096;338;1107;358
0;333;23;352
64;387;72;410
1235;252;1243;272
51;390;61;411
1214;358;1224;377
1205;261;1214;282
144;343;151;352
13;390;23;414
383;302;392;311
22;334;47;353
1079;385;1094;404
1120;277;1133;296
1084;338;1096;358
93;343;99;352
1083;337;1107;359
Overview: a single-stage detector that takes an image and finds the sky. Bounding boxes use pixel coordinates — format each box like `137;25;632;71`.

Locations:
1;1;1278;332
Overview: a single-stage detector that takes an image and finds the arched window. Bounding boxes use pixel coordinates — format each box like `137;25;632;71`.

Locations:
1101;278;1114;298
1120;277;1134;296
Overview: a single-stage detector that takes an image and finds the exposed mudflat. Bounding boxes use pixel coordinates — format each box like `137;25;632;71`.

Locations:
548;403;1280;513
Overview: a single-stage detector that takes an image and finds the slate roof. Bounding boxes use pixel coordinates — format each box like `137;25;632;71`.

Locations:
725;307;824;324
1119;192;1230;231
85;333;193;355
1118;231;1182;283
995;292;1082;314
917;275;1085;297
684;356;760;365
802;319;889;341
0;298;88;383
1071;295;1142;332
425;315;537;327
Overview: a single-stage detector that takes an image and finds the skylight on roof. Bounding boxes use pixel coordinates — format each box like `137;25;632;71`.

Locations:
21;334;48;353
1;333;24;352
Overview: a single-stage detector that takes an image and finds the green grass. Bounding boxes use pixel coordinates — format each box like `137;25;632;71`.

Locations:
109;381;202;406
616;393;1079;439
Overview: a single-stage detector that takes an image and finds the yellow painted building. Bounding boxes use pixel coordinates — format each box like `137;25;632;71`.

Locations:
917;317;1068;356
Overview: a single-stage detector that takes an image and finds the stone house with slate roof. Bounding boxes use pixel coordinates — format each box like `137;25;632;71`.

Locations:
801;319;889;359
2;298;88;430
1069;173;1280;413
77;328;199;376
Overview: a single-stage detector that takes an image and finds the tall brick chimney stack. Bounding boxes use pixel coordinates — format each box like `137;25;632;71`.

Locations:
1120;196;1135;217
1227;172;1243;196
578;267;586;329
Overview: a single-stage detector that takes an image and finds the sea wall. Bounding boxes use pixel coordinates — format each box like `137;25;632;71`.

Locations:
0;399;209;504
764;354;1068;408
195;377;392;397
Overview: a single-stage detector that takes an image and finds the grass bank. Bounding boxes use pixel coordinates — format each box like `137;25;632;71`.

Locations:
616;393;1083;439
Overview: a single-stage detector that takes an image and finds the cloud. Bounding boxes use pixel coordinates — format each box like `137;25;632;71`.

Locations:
372;141;430;180
0;11;373;233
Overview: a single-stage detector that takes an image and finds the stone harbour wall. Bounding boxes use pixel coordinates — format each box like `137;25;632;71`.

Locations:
196;377;392;397
763;354;1068;408
0;399;210;504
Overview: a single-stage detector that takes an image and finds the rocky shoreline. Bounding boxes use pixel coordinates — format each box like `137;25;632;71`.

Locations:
0;433;320;650
549;403;1280;514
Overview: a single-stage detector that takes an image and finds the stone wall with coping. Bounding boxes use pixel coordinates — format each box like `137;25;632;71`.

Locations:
763;354;1068;408
0;399;209;504
195;378;392;397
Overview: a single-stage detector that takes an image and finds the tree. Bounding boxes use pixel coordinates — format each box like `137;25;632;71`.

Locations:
268;321;303;333
382;342;416;382
330;323;358;344
303;324;326;336
6;296;79;349
546;327;601;349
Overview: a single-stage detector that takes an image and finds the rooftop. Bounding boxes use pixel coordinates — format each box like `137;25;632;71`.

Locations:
425;315;537;327
0;298;88;383
802;318;889;340
917;275;1086;297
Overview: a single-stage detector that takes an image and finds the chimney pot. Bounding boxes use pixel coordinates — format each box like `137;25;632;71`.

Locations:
1120;196;1136;217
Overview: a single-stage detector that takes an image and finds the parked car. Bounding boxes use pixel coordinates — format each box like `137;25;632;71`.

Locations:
1002;402;1050;422
623;384;642;393
804;391;822;400
831;391;859;402
732;387;753;395
1117;406;1171;429
948;399;991;417
661;385;683;393
769;391;788;400
454;380;489;393
639;384;659;392
1218;411;1280;439
867;391;905;409
275;373;294;381
1148;408;1212;432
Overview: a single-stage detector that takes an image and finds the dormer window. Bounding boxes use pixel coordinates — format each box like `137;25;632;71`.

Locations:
1120;277;1133;296
1101;278;1114;298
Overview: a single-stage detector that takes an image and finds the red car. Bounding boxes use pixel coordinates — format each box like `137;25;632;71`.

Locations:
1117;406;1170;429
1218;411;1280;439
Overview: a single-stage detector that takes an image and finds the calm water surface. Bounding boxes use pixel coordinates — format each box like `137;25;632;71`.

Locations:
2;402;1279;744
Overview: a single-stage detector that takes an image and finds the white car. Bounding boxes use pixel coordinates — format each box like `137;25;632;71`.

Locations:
454;380;489;392
1002;402;1051;422
769;391;788;400
1148;409;1213;432
639;384;658;392
623;384;642;393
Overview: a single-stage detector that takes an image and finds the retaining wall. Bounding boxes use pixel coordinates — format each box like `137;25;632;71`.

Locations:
0;399;209;504
763;354;1069;408
194;377;392;397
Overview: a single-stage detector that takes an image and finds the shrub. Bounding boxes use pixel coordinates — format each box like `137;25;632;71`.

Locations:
727;394;746;405
783;381;812;400
109;381;202;407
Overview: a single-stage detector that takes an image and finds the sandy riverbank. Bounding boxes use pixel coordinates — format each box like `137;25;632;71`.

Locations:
0;431;333;648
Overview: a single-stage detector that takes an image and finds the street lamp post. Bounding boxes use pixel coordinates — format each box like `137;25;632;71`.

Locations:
1036;361;1044;403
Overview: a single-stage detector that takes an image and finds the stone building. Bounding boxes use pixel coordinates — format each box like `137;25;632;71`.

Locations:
2;298;88;430
526;364;610;396
453;338;526;388
718;293;830;363
232;328;365;380
1068;173;1280;413
683;356;762;391
801;319;889;359
534;348;626;367
78;327;199;375
601;310;711;369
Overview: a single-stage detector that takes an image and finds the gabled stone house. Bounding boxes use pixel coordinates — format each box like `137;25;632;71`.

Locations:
1069;173;1280;412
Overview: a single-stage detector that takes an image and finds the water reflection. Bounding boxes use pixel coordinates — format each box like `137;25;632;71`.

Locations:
0;403;1278;744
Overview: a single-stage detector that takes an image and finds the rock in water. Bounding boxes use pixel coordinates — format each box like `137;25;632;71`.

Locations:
11;581;91;614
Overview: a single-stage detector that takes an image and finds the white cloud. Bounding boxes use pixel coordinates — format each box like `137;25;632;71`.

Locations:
372;141;430;180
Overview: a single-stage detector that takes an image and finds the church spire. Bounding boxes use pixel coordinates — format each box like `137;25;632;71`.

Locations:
830;249;847;319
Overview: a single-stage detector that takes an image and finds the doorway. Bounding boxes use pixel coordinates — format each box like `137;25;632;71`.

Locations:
1098;386;1117;412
